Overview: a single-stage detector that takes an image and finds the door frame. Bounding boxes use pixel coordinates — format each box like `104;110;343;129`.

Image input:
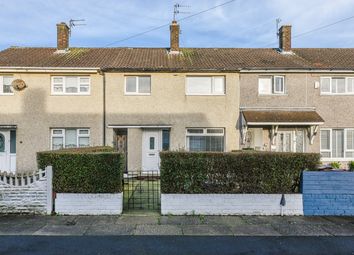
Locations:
0;130;15;172
141;129;162;173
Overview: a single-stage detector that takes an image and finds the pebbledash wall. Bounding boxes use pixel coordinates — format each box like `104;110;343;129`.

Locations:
302;171;354;216
0;167;53;214
161;194;304;216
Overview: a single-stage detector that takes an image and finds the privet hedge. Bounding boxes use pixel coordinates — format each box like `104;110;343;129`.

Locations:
37;147;124;193
160;152;320;194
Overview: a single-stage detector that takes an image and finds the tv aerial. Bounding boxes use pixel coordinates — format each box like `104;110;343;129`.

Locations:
173;3;190;21
276;18;282;39
69;19;86;36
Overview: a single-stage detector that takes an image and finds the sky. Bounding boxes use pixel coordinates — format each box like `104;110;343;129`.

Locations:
0;0;354;50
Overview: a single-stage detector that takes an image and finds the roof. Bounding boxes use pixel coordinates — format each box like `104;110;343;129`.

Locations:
1;47;354;71
242;110;324;125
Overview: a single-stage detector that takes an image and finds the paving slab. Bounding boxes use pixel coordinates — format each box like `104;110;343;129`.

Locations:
160;216;203;225
182;225;233;236
322;216;354;225
271;224;330;236
230;224;281;236
204;216;246;226
321;224;354;236
33;224;89;236
85;224;135;236
117;215;158;225
0;222;45;235
133;224;182;235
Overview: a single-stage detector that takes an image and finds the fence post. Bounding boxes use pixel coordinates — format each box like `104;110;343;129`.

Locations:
46;166;53;215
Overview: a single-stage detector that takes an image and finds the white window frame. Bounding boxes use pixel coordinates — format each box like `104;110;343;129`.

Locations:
320;128;354;160
51;76;91;95
124;76;151;95
0;76;14;95
258;75;286;95
185;128;225;151
320;77;354;95
50;128;90;150
185;76;226;96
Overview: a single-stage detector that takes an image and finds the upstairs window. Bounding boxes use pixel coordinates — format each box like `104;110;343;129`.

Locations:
0;76;14;95
125;76;151;95
186;76;225;95
320;77;354;95
258;76;285;95
51;76;90;95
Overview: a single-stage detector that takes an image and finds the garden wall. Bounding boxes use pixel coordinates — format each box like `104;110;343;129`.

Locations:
303;171;354;216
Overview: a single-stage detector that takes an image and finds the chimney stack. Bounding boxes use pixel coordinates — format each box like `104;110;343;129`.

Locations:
56;22;70;51
278;25;292;52
170;20;180;53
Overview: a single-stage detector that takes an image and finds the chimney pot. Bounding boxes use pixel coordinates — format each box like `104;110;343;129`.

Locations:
170;21;180;53
279;25;292;52
56;22;70;51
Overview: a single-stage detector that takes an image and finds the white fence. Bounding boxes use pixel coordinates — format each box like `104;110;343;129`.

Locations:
0;166;53;214
161;194;303;216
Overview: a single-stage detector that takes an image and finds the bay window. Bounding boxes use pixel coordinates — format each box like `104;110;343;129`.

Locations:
320;128;354;159
51;128;90;150
186;128;224;152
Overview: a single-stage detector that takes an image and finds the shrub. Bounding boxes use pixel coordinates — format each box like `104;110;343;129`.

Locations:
37;147;124;193
160;151;320;194
349;161;354;172
330;162;341;169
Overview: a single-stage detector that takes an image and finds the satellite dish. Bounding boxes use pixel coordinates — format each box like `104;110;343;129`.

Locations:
11;79;27;91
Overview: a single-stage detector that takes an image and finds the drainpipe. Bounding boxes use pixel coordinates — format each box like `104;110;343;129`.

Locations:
102;71;106;146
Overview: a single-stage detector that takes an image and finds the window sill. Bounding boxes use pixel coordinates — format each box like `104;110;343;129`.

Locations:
124;93;151;96
320;93;354;96
51;93;91;96
322;158;354;162
258;94;288;96
185;94;226;96
0;93;14;96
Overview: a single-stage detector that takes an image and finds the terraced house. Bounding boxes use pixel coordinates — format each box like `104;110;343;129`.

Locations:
0;21;353;173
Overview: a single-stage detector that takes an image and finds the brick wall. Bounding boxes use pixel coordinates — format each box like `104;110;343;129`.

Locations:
302;171;354;216
0;167;52;214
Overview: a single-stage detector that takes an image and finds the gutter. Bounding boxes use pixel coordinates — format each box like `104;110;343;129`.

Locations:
0;67;100;73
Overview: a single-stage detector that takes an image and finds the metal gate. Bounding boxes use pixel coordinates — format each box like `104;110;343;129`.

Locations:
123;171;160;212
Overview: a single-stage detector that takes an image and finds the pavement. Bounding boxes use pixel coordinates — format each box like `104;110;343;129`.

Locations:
0;213;353;236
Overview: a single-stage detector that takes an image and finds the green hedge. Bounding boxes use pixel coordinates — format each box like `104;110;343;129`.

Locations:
37;147;124;193
160;151;320;194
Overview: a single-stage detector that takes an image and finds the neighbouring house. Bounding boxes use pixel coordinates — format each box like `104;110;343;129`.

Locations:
0;21;353;173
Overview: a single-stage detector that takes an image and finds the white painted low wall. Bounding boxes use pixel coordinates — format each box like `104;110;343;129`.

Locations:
161;194;303;216
55;193;123;215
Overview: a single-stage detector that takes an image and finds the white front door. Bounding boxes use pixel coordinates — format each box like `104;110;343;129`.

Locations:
142;130;162;172
0;131;11;171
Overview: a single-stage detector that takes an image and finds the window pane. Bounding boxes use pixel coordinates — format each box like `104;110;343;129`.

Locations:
52;137;64;150
10;130;16;154
187;77;212;94
207;128;224;134
320;77;331;93
320;130;330;150
274;77;284;93
126;77;136;93
213;77;225;94
346;151;354;158
65;77;78;93
53;130;63;135
347;130;354;150
53;77;63;83
332;78;345;93
162;130;170;151
53;85;63;93
258;77;272;94
187;129;204;134
347;78;354;93
79;129;89;135
189;136;206;151
189;136;224;152
80;85;89;93
65;129;77;148
0;134;5;152
296;130;304;153
149;137;155;150
138;77;151;93
332;129;344;158
78;137;90;147
79;77;90;84
321;152;331;158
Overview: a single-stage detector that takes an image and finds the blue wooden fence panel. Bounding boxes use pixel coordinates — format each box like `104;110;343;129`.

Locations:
302;171;354;216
